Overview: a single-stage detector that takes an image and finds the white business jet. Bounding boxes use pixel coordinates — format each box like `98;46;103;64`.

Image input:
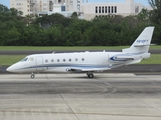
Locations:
7;26;154;78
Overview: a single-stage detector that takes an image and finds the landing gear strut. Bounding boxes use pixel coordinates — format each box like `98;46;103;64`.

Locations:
31;73;35;79
87;73;94;78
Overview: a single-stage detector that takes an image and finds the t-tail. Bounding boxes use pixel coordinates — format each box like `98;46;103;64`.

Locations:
122;26;155;53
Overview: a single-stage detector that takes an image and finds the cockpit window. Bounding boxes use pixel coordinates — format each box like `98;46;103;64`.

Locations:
21;58;28;62
28;57;34;61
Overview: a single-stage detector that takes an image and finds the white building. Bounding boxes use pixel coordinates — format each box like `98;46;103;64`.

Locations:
10;0;51;16
82;0;143;20
66;0;83;12
10;0;151;20
10;0;84;16
10;0;30;16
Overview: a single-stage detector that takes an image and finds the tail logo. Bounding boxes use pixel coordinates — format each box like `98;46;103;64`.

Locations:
137;40;148;43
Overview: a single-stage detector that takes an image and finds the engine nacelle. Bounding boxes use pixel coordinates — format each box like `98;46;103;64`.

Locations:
110;53;150;62
66;68;71;72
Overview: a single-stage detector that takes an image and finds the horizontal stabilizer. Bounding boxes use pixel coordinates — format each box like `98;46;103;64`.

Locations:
134;44;150;47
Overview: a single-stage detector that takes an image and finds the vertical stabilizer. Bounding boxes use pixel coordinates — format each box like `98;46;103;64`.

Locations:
122;26;155;53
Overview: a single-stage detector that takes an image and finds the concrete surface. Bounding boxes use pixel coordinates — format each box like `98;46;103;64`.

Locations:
0;73;161;120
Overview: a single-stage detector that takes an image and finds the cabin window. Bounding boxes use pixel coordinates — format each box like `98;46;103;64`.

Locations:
82;58;84;61
51;59;54;62
57;59;60;62
69;59;71;62
21;58;28;62
63;59;66;62
45;59;48;63
75;58;78;61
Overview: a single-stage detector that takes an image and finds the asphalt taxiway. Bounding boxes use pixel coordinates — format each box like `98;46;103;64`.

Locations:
0;73;161;120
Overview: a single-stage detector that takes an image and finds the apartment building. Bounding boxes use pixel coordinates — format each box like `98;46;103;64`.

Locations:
10;0;30;16
10;0;84;16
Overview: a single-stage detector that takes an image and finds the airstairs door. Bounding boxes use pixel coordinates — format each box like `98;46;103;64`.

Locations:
36;56;44;72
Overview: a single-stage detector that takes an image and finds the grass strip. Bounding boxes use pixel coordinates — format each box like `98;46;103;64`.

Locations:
0;46;160;51
0;55;26;66
139;54;161;64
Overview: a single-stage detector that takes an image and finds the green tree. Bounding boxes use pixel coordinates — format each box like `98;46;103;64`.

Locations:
24;14;35;25
10;8;23;16
0;4;9;13
137;8;149;22
36;13;71;28
71;12;78;20
148;0;161;24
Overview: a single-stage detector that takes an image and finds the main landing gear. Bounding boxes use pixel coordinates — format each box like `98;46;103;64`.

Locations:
87;73;94;78
30;73;35;79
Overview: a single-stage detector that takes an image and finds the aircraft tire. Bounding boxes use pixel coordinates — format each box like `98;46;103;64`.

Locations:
31;74;35;79
88;74;94;78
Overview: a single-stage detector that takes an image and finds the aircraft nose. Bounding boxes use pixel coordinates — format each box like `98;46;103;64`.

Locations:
6;64;19;73
6;66;15;72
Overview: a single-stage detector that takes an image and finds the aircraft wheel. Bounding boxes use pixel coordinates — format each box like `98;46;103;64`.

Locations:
31;74;35;79
88;74;94;78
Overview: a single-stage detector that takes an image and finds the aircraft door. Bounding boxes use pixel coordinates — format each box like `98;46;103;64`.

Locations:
36;56;44;72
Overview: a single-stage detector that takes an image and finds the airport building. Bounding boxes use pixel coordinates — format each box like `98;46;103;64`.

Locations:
82;0;144;20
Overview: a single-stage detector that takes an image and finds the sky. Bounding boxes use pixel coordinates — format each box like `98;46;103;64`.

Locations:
0;0;149;8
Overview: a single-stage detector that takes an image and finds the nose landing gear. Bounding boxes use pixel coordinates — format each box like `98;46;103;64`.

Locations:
31;73;35;79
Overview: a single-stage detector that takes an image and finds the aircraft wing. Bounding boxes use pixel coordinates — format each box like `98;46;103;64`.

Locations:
67;67;111;72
